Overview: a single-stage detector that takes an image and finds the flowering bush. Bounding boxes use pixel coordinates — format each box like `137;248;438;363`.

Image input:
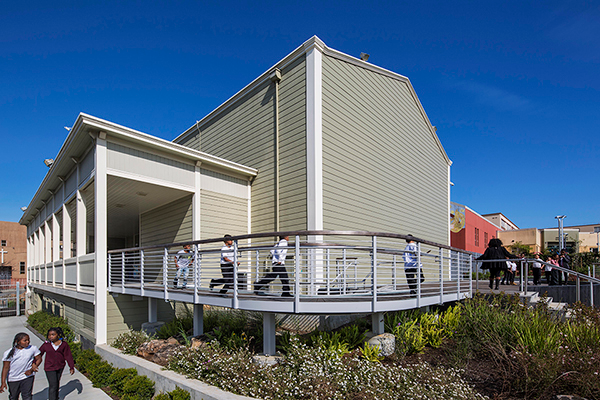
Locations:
167;337;487;400
112;329;152;355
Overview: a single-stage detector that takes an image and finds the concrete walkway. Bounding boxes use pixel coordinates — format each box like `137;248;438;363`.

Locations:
0;316;110;400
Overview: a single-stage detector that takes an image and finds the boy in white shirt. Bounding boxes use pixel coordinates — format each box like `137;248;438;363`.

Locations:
254;235;292;297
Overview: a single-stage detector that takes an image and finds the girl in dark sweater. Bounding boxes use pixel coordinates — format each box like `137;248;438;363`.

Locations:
38;328;75;400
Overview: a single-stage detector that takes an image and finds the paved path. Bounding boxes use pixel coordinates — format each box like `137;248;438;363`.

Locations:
0;316;110;400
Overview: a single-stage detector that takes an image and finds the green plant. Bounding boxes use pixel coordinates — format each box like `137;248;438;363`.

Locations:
87;360;115;388
27;310;75;342
360;342;384;363
75;349;101;374
178;326;192;347
168;387;191;400
108;368;138;396
112;329;152;355
120;375;155;400
153;394;171;400
156;316;193;339
337;324;367;349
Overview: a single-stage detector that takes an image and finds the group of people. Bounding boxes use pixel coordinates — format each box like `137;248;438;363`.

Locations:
478;238;572;289
1;328;74;400
173;234;427;297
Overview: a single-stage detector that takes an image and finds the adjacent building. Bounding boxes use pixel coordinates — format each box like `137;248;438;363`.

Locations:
0;221;27;282
21;36;452;345
450;202;501;254
481;212;519;232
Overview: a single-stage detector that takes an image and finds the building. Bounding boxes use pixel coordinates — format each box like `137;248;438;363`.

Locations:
0;221;27;282
450;202;500;254
21;36;453;346
497;223;600;254
481;212;519;231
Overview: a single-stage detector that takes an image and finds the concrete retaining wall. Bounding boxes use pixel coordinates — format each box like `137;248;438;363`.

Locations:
529;283;600;307
95;344;255;400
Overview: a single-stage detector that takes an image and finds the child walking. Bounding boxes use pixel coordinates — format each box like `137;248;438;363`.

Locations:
39;327;75;400
0;332;42;400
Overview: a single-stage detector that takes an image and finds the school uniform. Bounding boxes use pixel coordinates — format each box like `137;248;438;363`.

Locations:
39;340;75;400
531;259;542;285
403;242;425;294
254;238;292;296
2;345;40;400
210;244;235;294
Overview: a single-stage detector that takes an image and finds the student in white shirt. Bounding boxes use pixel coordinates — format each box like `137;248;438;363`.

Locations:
173;244;193;289
254;235;292;297
0;333;42;400
531;254;543;285
210;235;238;294
403;235;425;295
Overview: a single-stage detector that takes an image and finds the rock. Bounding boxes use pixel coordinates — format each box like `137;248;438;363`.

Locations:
554;396;588;400
366;333;395;357
166;337;179;345
190;337;206;349
252;355;281;366
137;339;181;366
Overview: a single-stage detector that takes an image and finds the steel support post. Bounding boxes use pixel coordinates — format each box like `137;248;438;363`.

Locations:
148;298;158;323
193;304;204;336
263;312;276;356
371;312;384;335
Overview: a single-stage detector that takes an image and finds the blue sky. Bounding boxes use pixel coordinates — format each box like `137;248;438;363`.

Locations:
1;1;599;230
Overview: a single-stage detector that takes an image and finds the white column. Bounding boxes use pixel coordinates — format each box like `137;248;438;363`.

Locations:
306;43;324;232
263;312;276;356
62;204;71;289
76;191;86;292
45;220;52;264
193;162;201;241
52;214;60;262
95;133;108;345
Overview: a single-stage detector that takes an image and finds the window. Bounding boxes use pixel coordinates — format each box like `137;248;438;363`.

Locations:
475;228;480;247
1;240;5;246
484;232;489;247
20;262;25;275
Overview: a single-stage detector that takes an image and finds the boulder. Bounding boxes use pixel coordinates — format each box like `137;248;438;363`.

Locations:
137;339;181;366
190;337;206;349
166;337;179;345
366;333;395;357
252;355;281;366
140;321;165;336
553;396;588;400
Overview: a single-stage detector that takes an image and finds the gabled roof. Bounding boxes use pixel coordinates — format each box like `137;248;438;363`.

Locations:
175;36;451;166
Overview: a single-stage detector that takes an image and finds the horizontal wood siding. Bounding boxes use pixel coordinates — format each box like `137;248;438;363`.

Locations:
176;55;307;233
107;294;148;343
321;55;449;244
140;195;193;246
200;190;248;239
35;289;95;343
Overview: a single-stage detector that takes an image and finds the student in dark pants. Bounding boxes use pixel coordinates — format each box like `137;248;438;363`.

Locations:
39;327;75;400
210;235;239;294
254;235;292;297
0;333;42;400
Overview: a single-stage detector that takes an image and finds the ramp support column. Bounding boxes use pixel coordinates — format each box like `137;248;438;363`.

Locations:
263;312;276;355
148;298;158;323
193;304;204;337
371;312;384;335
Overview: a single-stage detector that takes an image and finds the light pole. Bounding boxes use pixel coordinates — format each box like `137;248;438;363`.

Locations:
555;215;566;252
594;226;600;254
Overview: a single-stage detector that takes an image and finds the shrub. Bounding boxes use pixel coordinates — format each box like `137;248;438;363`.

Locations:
108;368;138;396
87;359;115;388
156;316;193;340
112;329;151;355
27;310;75;342
75;349;101;374
169;387;191;400
121;375;155;400
337;324;367;349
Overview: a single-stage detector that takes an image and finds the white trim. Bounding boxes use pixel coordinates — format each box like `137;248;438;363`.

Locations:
247;179;252;235
193;163;201;241
306;47;323;231
106;168;196;193
94;136;108;345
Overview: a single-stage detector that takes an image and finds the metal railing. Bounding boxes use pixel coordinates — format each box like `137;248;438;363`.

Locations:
107;231;475;309
476;258;600;306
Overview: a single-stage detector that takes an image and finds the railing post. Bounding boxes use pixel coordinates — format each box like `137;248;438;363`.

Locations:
469;254;473;297
233;240;239;309
121;251;126;294
372;236;377;312
193;245;199;304
456;251;460;300
392;255;397;289
326;248;330;296
16;282;20;316
439;247;443;304
416;242;421;307
163;248;169;301
140;249;145;297
108;254;112;292
294;235;300;311
576;275;581;303
255;249;259;284
520;260;524;292
524;260;528;294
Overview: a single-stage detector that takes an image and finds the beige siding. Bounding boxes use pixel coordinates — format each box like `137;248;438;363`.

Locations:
34;289;95;343
200;190;248;239
140;195;193;246
321;55;449;244
177;55;307;233
106;294;148;343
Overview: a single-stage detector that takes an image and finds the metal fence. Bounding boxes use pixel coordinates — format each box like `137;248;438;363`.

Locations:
108;231;475;310
0;281;25;317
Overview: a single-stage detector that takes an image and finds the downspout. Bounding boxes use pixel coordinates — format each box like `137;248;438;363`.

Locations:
269;69;282;233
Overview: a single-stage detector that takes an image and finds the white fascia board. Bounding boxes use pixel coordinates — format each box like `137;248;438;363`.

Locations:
79;114;257;177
